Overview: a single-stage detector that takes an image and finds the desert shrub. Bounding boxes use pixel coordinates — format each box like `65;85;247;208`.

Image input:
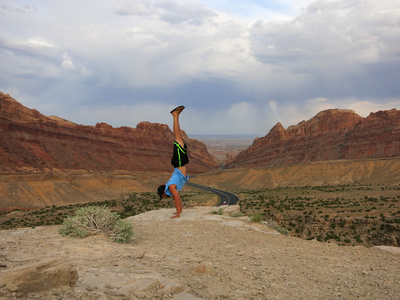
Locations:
58;206;134;243
111;219;135;243
325;231;341;242
212;208;224;215
266;220;289;236
250;212;264;223
353;235;363;243
232;211;243;218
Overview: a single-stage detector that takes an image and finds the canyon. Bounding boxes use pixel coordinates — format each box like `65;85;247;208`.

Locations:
0;92;218;210
1;92;400;216
1;93;399;250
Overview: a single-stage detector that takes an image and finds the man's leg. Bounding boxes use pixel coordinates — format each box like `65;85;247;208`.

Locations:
171;106;187;177
171;106;185;147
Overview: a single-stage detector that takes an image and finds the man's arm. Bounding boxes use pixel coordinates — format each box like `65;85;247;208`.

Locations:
169;184;182;218
169;184;179;200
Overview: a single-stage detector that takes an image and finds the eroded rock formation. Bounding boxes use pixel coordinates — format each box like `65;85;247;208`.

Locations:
0;92;219;174
226;109;400;168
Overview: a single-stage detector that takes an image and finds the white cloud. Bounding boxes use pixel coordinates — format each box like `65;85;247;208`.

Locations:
61;53;75;70
28;38;54;48
273;97;400;131
337;98;400;117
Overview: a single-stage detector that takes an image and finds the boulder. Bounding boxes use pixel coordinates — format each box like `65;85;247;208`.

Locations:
223;205;241;216
0;258;79;296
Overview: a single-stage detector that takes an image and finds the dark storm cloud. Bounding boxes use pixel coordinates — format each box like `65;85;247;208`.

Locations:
248;0;400;101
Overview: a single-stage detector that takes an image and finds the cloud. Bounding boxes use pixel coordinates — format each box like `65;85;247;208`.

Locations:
240;0;400;119
200;0;315;21
158;0;218;25
249;0;400;85
113;2;151;16
0;0;399;136
347;99;400;117
72;102;173;127
0;3;37;14
270;96;400;131
114;0;218;25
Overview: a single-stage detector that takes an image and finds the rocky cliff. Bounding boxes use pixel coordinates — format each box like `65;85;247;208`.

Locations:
226;109;400;169
0;92;219;174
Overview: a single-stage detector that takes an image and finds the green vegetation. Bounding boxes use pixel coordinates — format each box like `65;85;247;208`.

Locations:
0;199;117;229
212;208;224;215
0;189;212;230
250;212;264;223
1;182;399;247
232;211;243;218
59;206;133;243
236;183;400;246
265;220;289;236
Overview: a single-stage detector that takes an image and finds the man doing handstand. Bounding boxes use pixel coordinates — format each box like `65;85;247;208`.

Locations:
157;105;189;218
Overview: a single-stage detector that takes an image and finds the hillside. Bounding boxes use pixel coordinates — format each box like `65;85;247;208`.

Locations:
0;172;174;211
192;158;400;190
226;109;400;169
0;92;219;175
0;207;399;299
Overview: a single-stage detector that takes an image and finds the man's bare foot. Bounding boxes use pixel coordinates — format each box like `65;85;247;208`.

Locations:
170;106;185;115
171;214;180;219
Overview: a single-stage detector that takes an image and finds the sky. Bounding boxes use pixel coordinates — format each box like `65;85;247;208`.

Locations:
1;0;399;136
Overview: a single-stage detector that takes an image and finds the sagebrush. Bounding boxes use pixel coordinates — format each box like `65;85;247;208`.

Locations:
212;208;224;215
58;206;134;243
250;212;264;223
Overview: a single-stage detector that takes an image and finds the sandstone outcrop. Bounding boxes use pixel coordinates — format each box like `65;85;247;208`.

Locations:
0;92;219;174
226;109;400;168
0;258;78;297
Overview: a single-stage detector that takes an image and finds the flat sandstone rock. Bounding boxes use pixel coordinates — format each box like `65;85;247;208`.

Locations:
0;258;78;296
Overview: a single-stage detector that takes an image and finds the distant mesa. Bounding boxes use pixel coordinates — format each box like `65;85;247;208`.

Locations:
95;122;114;130
226;108;400;168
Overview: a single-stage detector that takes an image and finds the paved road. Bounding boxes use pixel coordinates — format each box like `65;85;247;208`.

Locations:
186;182;239;206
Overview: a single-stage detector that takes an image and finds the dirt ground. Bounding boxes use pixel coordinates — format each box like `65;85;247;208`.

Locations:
0;206;399;299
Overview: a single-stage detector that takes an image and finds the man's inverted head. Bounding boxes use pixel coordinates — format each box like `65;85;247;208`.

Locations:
157;184;167;200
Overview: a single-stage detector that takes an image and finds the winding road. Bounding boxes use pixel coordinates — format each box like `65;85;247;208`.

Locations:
186;182;239;206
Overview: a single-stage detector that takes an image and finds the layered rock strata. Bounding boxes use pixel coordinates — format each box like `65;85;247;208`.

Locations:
226;109;400;168
0;92;219;174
